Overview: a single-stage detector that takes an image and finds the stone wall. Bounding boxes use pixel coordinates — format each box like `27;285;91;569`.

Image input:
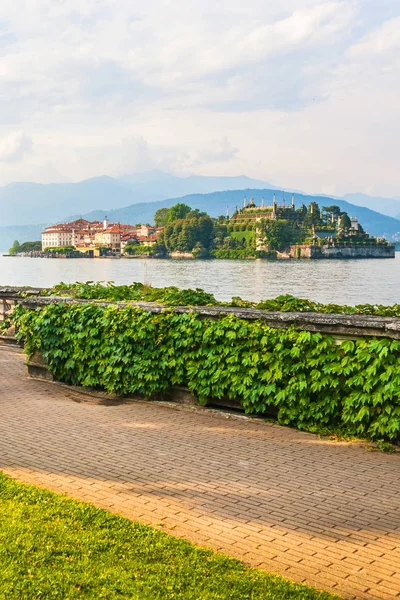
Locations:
0;287;45;322
1;286;400;340
168;252;194;259
290;245;395;259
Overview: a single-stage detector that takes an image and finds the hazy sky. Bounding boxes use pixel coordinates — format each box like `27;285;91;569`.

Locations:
0;0;399;196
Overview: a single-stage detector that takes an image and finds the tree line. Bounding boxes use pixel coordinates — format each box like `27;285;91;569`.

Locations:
8;240;42;255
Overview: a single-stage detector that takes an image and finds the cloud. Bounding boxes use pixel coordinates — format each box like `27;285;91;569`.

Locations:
0;131;32;162
122;2;356;94
0;1;399;196
350;16;400;57
91;135;239;176
0;0;357;121
189;137;239;166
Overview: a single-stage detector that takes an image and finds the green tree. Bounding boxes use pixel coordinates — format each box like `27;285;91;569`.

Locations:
154;208;170;227
322;205;342;225
163;215;214;253
17;241;42;253
168;203;192;222
340;212;352;229
303;203;321;228
186;209;207;219
261;220;295;251
322;205;341;217
9;240;20;255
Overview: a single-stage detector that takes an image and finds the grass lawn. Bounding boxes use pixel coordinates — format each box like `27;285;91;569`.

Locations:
0;473;338;599
230;230;255;244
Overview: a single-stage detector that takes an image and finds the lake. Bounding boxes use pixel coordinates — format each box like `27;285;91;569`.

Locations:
0;255;399;305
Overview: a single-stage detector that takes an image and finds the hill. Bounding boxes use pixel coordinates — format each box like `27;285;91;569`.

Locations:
0;172;272;228
343;193;400;219
0;177;138;228
118;171;272;199
0;224;45;253
79;189;400;241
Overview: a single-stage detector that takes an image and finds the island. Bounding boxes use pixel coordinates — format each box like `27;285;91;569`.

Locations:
8;196;395;260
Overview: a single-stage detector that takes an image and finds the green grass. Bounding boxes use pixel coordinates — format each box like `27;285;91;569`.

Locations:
229;230;255;244
0;473;337;600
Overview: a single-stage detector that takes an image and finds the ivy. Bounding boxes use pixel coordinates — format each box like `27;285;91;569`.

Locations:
50;282;218;307
47;282;400;317
0;316;12;332
13;303;400;443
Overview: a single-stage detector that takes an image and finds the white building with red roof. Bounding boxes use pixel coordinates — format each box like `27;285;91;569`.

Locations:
42;217;163;254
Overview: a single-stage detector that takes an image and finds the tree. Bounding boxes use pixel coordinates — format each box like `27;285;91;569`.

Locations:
339;212;352;229
9;240;20;255
168;203;191;222
303;202;321;228
17;241;42;253
154;208;170;227
322;205;342;225
296;204;308;220
261;220;295;251
322;205;341;217
212;223;229;250
163;215;214;253
186;209;207;219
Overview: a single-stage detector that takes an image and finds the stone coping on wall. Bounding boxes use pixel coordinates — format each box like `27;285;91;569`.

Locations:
0;286;46;297
1;291;396;339
2;286;400;339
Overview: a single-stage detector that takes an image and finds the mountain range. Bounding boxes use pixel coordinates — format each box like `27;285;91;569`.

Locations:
342;193;400;219
0;171;399;250
78;189;400;241
0;172;272;228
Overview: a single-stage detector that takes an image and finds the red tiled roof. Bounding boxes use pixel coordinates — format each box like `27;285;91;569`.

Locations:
121;233;137;241
43;219;144;236
68;219;91;227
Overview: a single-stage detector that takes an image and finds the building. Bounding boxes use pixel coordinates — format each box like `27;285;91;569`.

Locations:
41;226;74;249
94;225;126;253
41;218;163;255
230;194;296;226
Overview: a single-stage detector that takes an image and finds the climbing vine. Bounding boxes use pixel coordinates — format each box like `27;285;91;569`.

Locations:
12;303;400;442
48;282;400;317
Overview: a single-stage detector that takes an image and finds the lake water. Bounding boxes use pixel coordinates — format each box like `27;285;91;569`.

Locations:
0;255;399;305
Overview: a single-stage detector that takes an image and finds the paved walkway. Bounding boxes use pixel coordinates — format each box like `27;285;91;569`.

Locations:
0;346;399;600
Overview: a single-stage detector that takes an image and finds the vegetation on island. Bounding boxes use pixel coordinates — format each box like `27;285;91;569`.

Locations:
150;200;392;259
43;246;86;257
0;473;335;600
124;244;160;256
154;204;214;257
8;240;42;255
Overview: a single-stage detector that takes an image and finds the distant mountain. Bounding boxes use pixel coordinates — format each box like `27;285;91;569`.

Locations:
79;189;400;241
0;171;272;228
118;171;273;200
342;193;400;219
0;176;139;228
0;224;44;252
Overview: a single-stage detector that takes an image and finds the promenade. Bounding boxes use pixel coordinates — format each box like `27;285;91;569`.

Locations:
0;345;399;600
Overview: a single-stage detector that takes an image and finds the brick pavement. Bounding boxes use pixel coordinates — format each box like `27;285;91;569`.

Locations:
0;345;399;600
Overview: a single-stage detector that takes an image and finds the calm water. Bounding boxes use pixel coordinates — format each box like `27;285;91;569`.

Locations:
0;255;399;305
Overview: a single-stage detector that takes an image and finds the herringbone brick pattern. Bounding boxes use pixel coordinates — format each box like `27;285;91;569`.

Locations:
0;346;399;600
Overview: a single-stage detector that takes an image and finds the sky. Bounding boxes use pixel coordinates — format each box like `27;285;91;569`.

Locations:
0;0;399;197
